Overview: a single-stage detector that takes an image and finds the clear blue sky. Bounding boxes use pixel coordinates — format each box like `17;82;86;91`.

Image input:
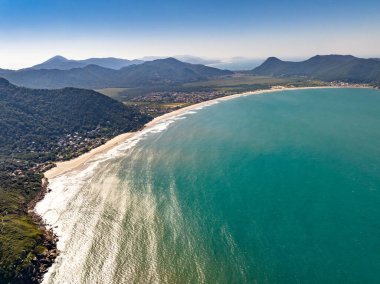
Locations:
0;0;379;68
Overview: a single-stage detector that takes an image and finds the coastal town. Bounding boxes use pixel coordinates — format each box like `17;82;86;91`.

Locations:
123;81;374;116
5;81;375;178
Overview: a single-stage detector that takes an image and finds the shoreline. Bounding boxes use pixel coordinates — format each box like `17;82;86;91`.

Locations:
26;178;59;283
35;84;374;282
44;85;362;180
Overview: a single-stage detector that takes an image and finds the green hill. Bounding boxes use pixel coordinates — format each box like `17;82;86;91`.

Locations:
0;78;150;156
0;78;150;282
251;55;380;84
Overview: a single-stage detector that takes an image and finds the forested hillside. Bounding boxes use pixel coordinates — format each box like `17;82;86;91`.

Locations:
0;78;150;282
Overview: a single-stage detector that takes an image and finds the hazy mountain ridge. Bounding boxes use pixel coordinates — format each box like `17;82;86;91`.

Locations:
29;55;144;70
251;55;380;84
116;58;233;86
0;58;233;89
27;55;222;70
1;55;379;90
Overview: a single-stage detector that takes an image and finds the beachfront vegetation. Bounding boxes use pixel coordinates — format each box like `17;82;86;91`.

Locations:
97;74;330;117
0;78;151;282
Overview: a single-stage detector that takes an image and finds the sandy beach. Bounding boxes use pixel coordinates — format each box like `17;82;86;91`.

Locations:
43;85;363;180
36;85;379;284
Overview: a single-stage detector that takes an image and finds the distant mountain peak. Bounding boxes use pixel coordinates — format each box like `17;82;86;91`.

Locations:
157;57;182;63
265;57;282;63
309;54;355;60
45;55;68;62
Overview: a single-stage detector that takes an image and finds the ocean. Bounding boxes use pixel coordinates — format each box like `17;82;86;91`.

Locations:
36;88;380;284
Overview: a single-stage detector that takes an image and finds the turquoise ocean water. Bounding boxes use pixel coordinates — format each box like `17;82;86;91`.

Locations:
39;88;380;283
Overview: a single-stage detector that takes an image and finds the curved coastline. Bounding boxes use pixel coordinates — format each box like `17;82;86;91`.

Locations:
44;86;350;180
36;85;372;282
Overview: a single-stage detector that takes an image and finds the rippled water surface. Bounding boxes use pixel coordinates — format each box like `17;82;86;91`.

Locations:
37;88;380;283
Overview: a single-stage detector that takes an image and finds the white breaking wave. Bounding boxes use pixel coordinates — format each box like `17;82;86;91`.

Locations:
34;106;205;283
35;100;234;284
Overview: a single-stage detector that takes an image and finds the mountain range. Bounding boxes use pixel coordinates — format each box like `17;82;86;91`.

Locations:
139;55;222;66
0;58;233;89
29;55;144;70
251;55;380;84
0;55;379;90
27;55;223;71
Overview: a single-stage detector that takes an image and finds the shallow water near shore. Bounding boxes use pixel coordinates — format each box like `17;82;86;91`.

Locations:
36;88;380;283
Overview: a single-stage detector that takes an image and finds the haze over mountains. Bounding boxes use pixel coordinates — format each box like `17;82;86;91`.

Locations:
139;55;222;66
27;55;226;71
29;55;144;70
0;58;233;89
0;55;379;90
26;55;260;71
